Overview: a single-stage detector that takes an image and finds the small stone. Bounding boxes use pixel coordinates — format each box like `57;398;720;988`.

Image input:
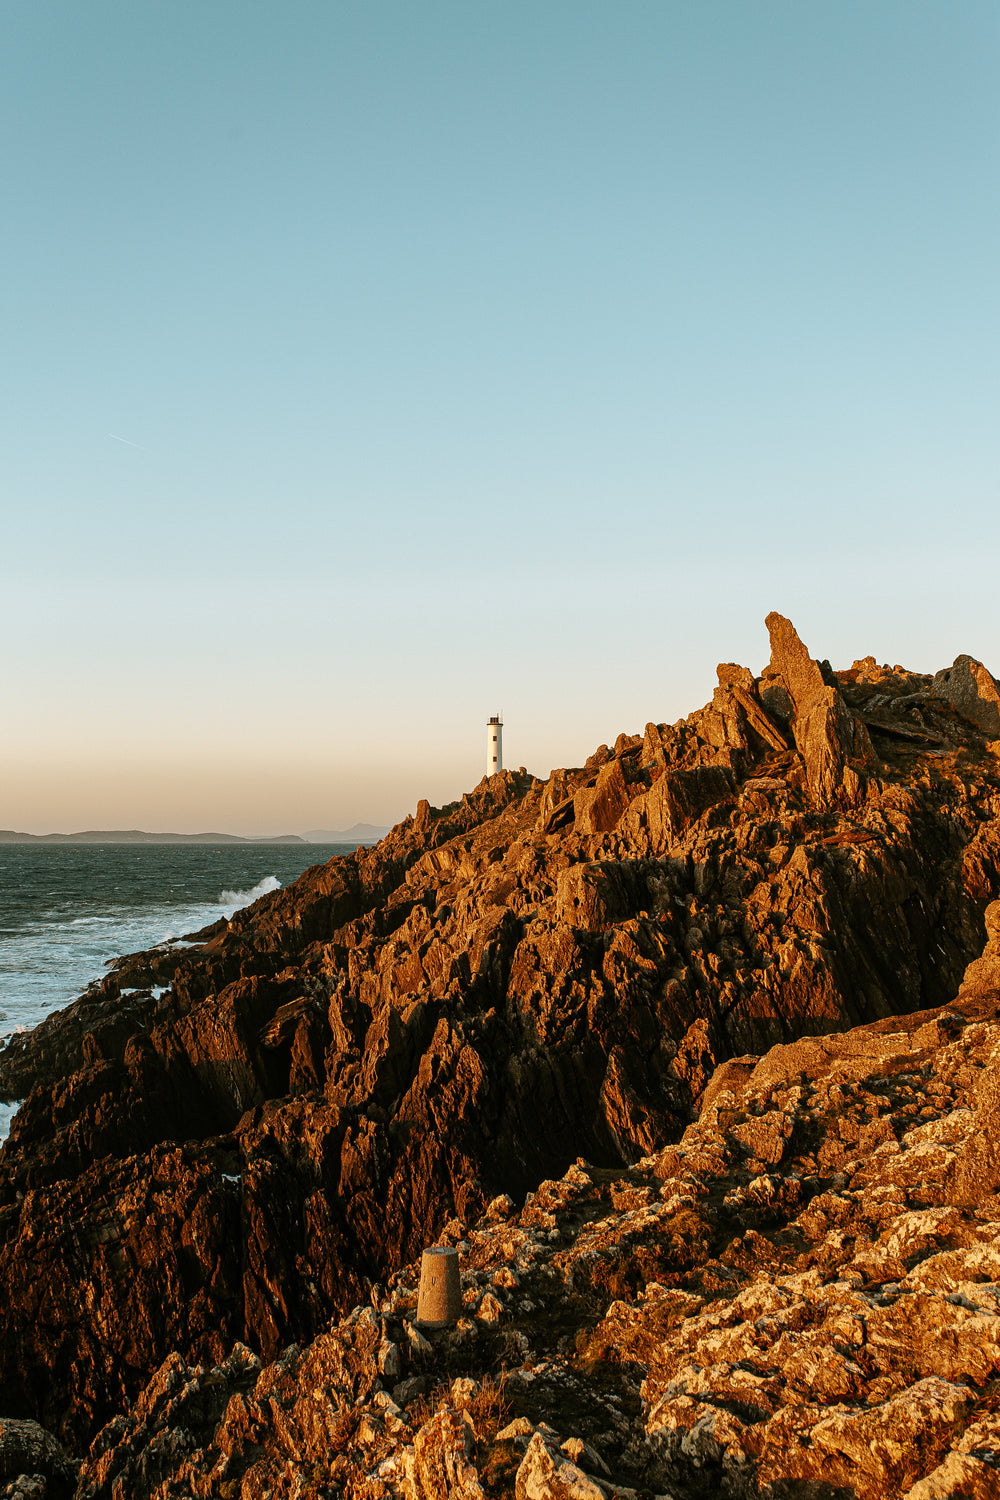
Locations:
405;1321;433;1358
497;1416;536;1442
450;1377;478;1408
477;1292;504;1324
561;1437;611;1477
392;1376;427;1408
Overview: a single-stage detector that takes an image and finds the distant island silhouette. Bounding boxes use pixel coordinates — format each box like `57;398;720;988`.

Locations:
303;823;388;845
0;825;389;846
0;829;307;844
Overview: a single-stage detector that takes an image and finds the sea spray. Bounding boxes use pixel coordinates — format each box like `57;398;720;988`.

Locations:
218;875;282;907
0;844;347;1045
0;1100;23;1144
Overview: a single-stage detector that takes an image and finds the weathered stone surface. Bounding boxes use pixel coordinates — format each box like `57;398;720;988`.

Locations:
58;983;1000;1500
902;1412;1000;1498
934;653;1000;739
955;896;1000;1003
573;760;629;836
3;614;1000;1477
403;1405;485;1500
0;1419;74;1498
514;1430;606;1499
764;610;878;804
638;1009;1000;1498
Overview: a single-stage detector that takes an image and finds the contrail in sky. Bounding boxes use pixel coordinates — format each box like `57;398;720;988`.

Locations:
108;433;147;450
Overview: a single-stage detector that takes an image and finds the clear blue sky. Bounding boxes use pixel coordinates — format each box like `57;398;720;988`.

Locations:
2;2;997;833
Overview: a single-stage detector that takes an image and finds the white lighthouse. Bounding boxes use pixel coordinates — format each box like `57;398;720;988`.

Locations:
486;713;503;776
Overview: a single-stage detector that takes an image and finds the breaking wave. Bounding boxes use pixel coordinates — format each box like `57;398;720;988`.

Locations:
0;1101;23;1144
218;875;281;909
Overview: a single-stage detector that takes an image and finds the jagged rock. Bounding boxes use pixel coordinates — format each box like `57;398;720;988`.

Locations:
476;1292;503;1324
715;662;790;753
403;1405;485;1500
624;763;736;852
574;761;629;836
903;1413;1000;1498
0;1420;73;1500
638;1005;1000;1497
764;610;878;804
515;1430;606;1499
3;614;1000;1465
53;961;1000;1498
934;654;1000;739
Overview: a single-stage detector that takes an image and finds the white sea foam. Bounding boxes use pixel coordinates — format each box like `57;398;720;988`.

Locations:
219;876;281;909
0;850;307;1045
0;1101;23;1144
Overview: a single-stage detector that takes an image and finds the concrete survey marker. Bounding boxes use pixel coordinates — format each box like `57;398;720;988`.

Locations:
415;1245;462;1328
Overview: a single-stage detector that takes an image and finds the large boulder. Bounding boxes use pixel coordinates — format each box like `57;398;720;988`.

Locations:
0;1419;75;1499
933;654;1000;739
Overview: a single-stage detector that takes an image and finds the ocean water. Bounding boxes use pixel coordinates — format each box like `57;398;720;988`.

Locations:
0;843;349;1135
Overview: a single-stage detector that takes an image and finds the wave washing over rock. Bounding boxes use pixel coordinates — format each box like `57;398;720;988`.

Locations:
3;614;1000;1498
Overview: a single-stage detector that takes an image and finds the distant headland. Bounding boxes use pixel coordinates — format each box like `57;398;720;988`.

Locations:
0;823;389;846
0;829;307;845
302;823;388;845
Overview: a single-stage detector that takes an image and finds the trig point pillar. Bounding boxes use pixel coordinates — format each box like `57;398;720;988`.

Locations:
486;713;503;777
416;1245;462;1328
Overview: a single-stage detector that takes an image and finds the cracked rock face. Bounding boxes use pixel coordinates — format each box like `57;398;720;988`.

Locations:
52;973;1000;1499
934;655;1000;742
3;615;1000;1492
763;610;878;807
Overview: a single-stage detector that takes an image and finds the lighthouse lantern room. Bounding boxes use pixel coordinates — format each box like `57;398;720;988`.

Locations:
486;714;503;777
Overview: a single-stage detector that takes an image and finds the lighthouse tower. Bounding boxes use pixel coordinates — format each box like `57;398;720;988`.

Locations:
486;713;503;777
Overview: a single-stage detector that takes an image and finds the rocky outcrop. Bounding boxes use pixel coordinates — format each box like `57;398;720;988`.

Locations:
3;616;1000;1459
0;1419;74;1500
62;963;1000;1499
934;654;1000;741
762;610;878;805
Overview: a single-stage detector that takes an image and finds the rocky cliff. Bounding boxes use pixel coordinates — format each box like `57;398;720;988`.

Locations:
3;615;1000;1497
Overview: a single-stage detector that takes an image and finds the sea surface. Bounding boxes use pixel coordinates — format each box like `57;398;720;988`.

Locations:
0;842;350;1137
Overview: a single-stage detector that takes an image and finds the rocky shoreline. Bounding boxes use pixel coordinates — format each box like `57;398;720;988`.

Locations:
3;613;1000;1497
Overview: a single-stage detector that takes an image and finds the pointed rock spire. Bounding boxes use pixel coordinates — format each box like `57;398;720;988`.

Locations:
764;612;877;805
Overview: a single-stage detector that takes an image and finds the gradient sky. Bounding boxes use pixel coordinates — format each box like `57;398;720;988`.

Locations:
2;2;998;834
